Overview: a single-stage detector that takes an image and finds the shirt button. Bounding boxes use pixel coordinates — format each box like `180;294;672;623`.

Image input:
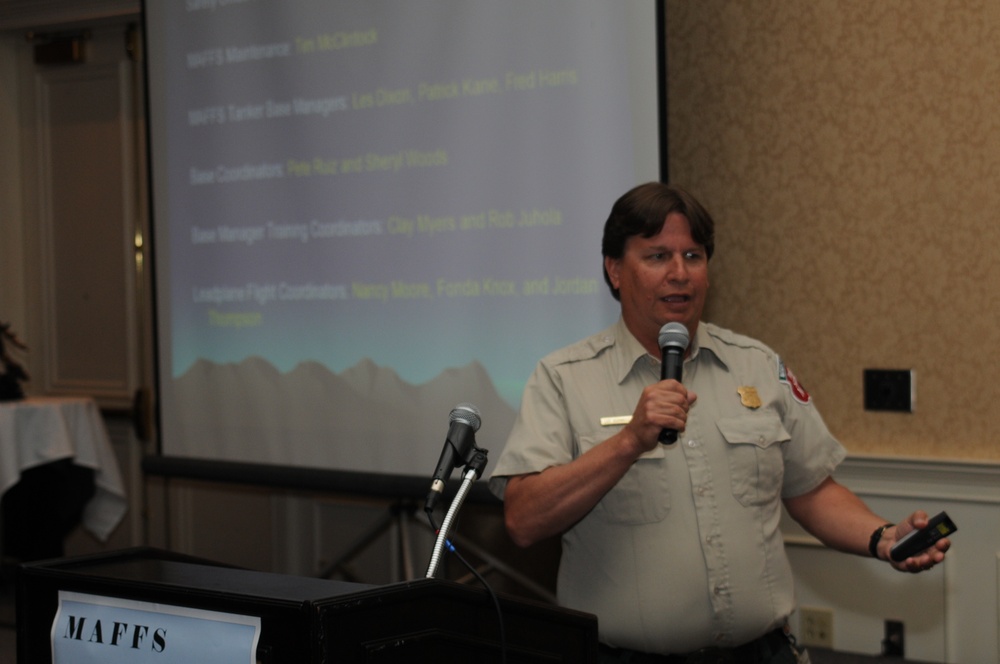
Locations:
687;439;698;448
758;435;765;444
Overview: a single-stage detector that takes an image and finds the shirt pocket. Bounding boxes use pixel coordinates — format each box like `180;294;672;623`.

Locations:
578;431;670;525
716;412;790;507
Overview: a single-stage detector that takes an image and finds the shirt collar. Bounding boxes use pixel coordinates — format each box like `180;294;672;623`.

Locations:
610;317;649;384
611;318;730;384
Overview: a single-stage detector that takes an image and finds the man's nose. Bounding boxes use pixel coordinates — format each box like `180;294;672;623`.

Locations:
666;255;688;281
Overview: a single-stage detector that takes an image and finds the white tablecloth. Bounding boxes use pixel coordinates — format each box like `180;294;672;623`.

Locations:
0;396;127;541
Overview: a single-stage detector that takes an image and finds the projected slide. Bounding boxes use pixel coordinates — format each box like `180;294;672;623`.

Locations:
147;0;662;479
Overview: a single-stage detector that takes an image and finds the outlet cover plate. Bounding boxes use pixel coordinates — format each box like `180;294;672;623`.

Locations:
800;606;834;649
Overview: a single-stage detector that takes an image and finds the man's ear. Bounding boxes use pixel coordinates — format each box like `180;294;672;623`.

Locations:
604;255;621;289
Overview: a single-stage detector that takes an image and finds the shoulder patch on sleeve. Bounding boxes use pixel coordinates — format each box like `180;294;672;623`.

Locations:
778;357;811;405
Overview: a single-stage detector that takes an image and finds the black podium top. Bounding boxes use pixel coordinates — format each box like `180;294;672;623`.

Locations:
37;548;371;602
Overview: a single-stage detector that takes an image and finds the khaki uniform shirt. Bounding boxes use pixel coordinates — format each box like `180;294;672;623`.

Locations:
489;318;846;654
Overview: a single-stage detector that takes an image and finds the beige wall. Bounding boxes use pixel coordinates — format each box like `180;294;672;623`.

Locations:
667;0;1000;460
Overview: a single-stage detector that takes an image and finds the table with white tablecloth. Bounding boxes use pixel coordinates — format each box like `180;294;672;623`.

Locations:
0;397;127;559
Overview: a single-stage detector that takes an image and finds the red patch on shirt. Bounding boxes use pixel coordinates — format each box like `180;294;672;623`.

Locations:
779;360;811;405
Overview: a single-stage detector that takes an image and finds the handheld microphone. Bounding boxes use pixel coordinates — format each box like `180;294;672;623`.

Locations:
657;322;690;444
425;403;482;511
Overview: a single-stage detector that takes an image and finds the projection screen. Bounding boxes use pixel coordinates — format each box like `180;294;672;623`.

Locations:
144;0;666;489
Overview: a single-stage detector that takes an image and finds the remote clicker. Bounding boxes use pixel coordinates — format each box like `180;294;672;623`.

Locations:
889;511;957;562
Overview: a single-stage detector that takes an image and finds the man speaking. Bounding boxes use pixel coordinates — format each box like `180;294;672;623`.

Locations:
489;182;949;663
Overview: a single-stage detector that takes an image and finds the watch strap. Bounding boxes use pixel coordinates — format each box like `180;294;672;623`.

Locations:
868;523;894;559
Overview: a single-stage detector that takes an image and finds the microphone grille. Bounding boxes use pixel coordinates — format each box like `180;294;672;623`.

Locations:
450;403;482;431
658;322;690;351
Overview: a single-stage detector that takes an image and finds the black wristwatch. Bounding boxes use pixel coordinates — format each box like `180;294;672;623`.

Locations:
868;523;893;559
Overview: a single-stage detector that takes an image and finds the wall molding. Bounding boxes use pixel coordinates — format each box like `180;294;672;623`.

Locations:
837;454;1000;505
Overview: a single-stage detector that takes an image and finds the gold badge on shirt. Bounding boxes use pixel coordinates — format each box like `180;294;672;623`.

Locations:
738;386;762;409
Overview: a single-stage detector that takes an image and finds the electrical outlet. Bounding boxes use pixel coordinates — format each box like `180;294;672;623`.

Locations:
863;369;915;412
883;619;905;657
799;607;834;649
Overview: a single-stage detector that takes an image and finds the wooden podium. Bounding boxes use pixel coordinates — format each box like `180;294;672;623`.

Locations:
17;547;597;663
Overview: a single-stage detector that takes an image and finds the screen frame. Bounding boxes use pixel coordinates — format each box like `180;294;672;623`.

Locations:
140;0;669;499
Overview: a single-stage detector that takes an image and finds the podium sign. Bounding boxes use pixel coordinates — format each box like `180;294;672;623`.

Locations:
52;591;260;664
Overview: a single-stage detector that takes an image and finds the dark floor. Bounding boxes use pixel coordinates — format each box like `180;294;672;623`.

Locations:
809;648;921;663
0;571;14;664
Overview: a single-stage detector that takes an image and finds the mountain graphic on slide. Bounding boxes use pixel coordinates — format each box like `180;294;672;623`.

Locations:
170;357;518;476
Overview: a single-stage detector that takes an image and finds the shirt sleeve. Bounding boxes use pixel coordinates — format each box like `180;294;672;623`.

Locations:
775;365;847;498
488;357;576;500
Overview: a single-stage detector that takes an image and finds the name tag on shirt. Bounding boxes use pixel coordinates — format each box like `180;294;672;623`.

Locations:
600;415;632;426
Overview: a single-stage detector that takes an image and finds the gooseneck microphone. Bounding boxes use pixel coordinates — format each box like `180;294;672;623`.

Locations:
425;403;482;511
657;322;690;444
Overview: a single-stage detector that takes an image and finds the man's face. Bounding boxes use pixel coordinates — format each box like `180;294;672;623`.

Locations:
604;212;709;354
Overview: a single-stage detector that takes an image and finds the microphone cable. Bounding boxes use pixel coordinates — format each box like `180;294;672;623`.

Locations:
425;508;508;664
